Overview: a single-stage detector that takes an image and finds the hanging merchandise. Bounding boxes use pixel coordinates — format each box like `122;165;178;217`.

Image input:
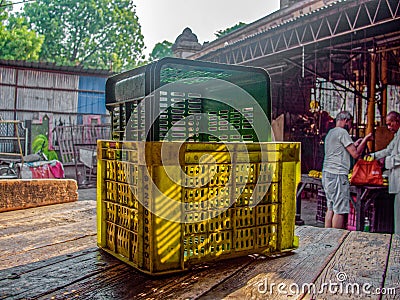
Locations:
350;159;384;186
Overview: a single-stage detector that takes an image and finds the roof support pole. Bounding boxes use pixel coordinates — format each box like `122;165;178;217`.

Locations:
381;50;388;124
355;71;363;139
366;52;376;150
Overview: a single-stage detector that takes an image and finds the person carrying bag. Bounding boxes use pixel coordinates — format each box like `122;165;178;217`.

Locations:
369;111;400;234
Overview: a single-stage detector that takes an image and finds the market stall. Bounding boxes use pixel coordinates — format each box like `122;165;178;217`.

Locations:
297;174;394;233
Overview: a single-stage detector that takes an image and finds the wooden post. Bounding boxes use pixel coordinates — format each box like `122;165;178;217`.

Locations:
357;52;367;136
355;70;362;138
381;51;388;124
366;52;376;150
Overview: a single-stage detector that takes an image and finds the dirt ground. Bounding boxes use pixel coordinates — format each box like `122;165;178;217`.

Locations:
300;193;324;228
77;187;97;202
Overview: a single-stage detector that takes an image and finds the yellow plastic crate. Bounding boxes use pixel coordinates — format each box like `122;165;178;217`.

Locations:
97;140;301;275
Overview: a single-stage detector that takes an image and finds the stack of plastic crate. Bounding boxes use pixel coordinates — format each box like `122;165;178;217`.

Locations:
316;188;327;223
100;57;302;275
346;196;357;231
347;194;394;233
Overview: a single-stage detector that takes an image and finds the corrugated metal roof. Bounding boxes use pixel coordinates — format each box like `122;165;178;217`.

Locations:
191;0;349;59
0;59;113;76
226;0;347;48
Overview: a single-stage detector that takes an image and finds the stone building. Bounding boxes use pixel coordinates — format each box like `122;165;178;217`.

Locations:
172;28;202;59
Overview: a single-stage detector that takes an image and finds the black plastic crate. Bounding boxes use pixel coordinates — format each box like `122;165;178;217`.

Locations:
316;188;327;223
370;193;394;233
106;58;271;142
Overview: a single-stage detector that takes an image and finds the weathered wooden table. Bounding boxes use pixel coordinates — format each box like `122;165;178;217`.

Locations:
0;200;399;299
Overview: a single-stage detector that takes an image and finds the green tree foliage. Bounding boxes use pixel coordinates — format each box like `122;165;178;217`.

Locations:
215;22;247;38
0;1;43;60
20;0;145;71
149;40;173;61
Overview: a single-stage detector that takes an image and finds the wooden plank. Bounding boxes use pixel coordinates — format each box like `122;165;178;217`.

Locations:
0;217;96;259
0;179;78;212
39;263;146;299
0;201;97;270
0;248;98;282
383;234;400;299
46;231;328;299
189;226;348;299
0;198;393;299
0;235;97;270
311;231;391;299
46;226;345;300
140;256;254;300
39;254;253;300
0;250;123;299
0;200;95;223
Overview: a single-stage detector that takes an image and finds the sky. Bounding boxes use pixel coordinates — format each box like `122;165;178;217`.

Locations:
9;0;281;57
134;0;281;57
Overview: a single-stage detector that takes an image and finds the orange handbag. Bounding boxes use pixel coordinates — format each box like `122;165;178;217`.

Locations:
350;159;384;186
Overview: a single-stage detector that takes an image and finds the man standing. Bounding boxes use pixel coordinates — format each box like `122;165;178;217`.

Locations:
322;111;373;229
370;111;400;234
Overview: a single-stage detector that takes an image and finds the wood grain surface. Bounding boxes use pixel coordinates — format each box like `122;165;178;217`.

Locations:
0;200;398;300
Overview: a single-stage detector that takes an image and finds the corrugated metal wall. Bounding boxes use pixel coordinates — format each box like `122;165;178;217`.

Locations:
16;70;79;122
0;66;109;126
0;67;16;120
